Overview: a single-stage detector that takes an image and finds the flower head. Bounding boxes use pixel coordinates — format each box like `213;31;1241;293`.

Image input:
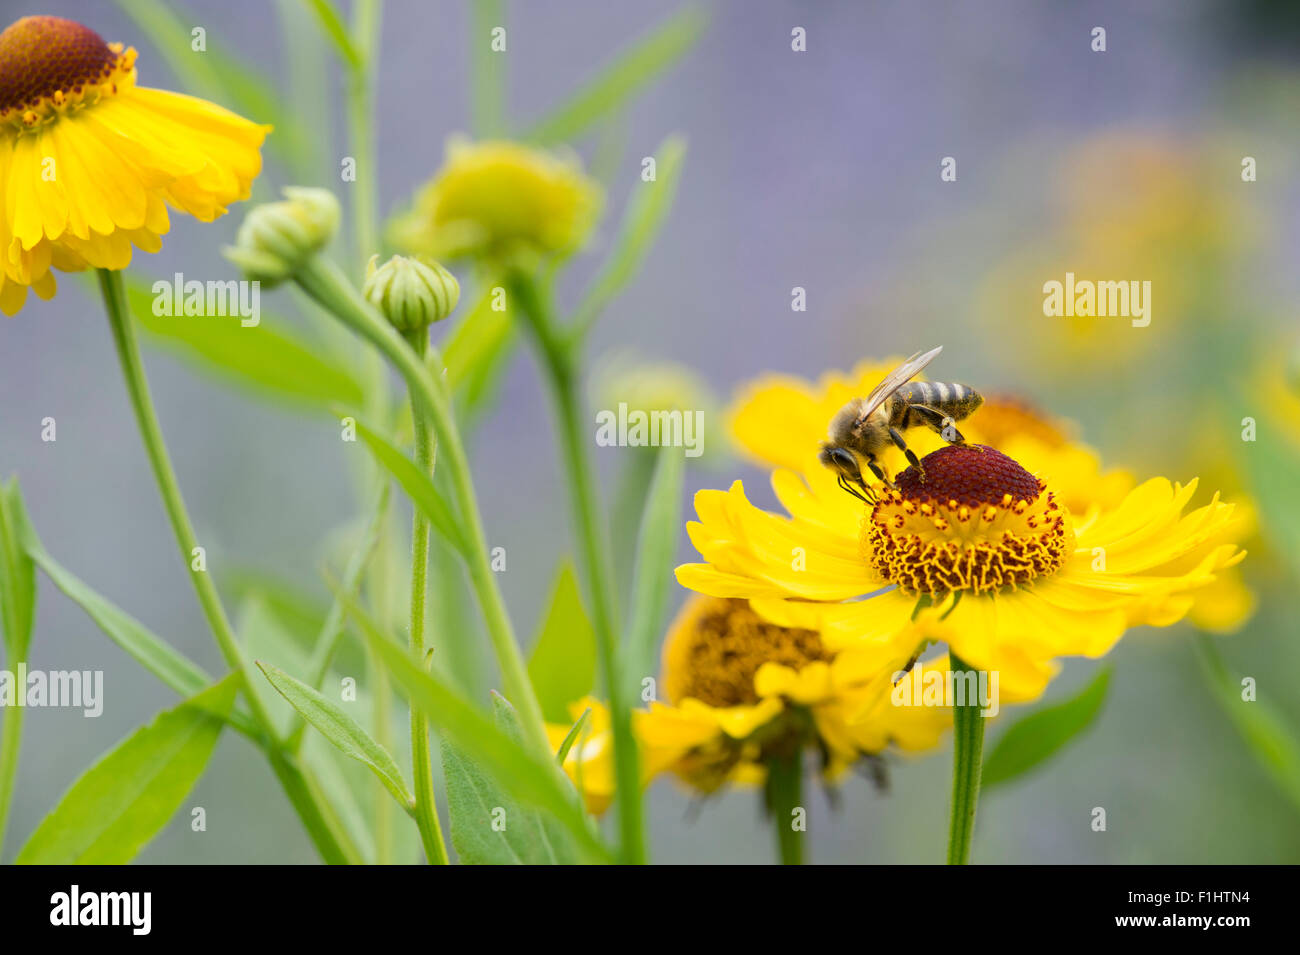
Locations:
678;440;1245;702
225;186;339;285
0;15;270;314
363;254;460;333
389;137;601;265
551;595;950;809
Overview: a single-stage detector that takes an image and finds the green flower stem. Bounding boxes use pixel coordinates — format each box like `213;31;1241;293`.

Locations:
765;753;804;865
947;650;987;865
293;257;551;756
508;272;646;866
345;0;383;275
97;268;361;866
0;700;22;859
402;328;450;866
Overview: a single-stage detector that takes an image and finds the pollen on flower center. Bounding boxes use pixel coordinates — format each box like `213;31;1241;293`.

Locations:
865;444;1073;597
0;16;135;127
663;597;830;707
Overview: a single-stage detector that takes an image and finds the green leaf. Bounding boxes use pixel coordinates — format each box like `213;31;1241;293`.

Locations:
1197;637;1300;812
442;279;517;422
0;478;36;663
348;598;612;862
16;676;238;864
570;134;687;341
526;7;708;145
116;274;366;411
303;0;363;71
527;563;598;722
624;449;685;688
257;661;414;810
442;693;581;864
554;708;593;765
981;667;1111;789
19;519;259;739
347;411;468;555
1238;403;1300;582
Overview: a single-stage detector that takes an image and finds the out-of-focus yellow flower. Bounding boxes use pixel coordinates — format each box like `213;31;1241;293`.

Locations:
550;596;950;810
390;137;601;264
0;15;269;315
727;358;1256;634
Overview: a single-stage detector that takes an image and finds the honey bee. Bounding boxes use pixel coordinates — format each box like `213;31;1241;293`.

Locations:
818;346;983;503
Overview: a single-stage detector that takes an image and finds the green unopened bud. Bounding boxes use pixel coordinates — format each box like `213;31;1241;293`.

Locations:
224;186;340;285
363;254;460;332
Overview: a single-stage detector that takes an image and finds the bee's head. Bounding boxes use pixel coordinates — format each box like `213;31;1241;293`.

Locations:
819;443;863;485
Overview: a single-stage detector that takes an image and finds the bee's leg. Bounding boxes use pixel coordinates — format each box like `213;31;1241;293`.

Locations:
909;405;973;447
865;457;895;491
837;474;875;506
888;427;926;481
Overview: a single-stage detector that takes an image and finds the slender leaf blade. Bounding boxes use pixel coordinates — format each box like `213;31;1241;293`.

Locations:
526;7;708;145
257;661;413;809
572;134;687;339
624;449;685;688
1197;637;1300;811
982;667;1111;788
554;708;593;765
350;600;611;861
119;274;366;410
16;676;238;864
0;478;36;662
527;563;598;722
347;412;468;555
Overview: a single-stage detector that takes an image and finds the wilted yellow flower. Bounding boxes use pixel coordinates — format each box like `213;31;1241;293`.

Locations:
390;137;601;264
0;15;269;315
550;595;950;810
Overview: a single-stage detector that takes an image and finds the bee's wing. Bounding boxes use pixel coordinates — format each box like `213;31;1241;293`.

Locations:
857;345;943;420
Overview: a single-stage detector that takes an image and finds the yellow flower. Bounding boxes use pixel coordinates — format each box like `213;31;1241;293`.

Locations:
550;596;950;809
0;15;269;315
677;443;1245;703
390;137;601;264
727;358;1255;634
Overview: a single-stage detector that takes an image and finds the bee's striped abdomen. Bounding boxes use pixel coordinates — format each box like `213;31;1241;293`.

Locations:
894;381;983;426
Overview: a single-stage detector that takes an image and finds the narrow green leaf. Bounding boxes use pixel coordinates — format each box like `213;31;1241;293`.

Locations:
570;134;687;341
348;598;611;861
982;667;1111;788
1238;403;1300;581
116;274;366;410
303;0;363;71
18;518;258;739
554;708;593;765
528;563;598;722
1197;637;1300;812
16;676;238;864
624;449;685;687
469;0;507;136
0;478;36;662
526;7;708;145
347;411;468;555
442;279;517;421
257;661;414;809
442;693;580;864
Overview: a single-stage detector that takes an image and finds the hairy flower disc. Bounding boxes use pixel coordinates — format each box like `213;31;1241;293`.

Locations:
865;444;1072;597
0;17;135;127
663;596;831;707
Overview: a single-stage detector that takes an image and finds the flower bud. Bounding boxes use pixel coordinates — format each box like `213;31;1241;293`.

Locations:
362;254;460;333
224;186;340;285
